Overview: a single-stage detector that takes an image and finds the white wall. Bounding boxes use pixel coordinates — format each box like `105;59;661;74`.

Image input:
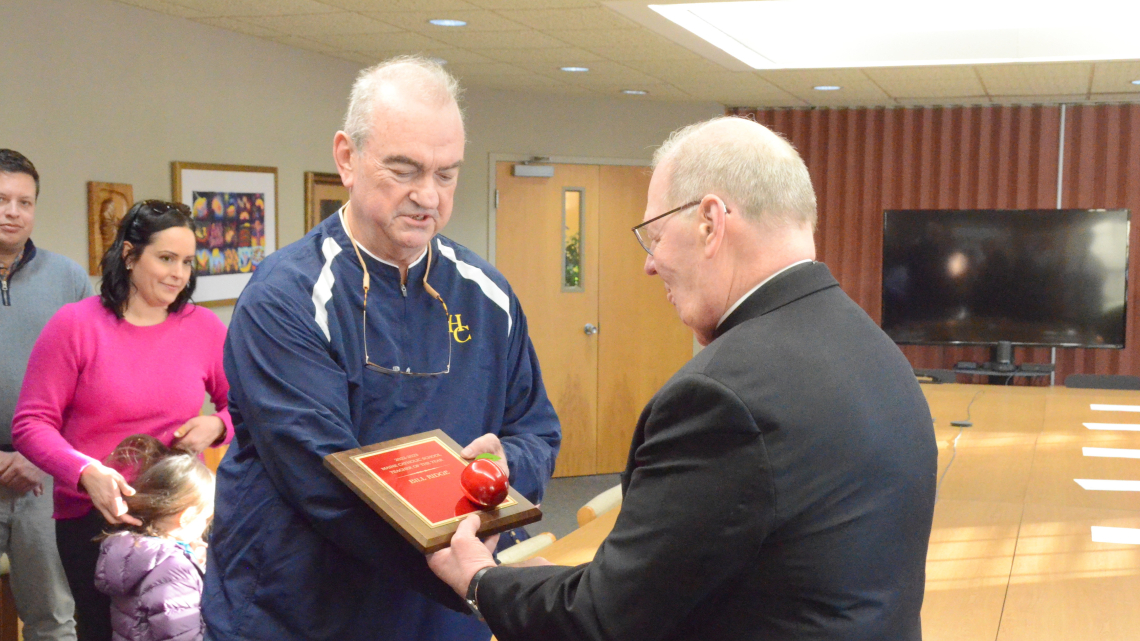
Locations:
2;0;721;322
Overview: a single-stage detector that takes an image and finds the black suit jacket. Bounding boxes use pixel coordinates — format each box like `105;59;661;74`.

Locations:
480;262;937;641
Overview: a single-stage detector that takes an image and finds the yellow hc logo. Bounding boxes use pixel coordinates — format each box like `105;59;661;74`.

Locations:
448;314;472;343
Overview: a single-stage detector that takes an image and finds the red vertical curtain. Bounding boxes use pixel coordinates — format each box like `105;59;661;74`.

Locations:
730;104;1139;381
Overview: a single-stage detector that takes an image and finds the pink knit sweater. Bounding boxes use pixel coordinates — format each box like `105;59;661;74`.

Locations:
12;297;232;519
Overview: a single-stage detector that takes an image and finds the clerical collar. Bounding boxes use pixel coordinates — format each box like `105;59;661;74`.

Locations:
717;259;814;328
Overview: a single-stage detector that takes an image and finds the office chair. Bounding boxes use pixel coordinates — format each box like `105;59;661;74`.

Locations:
576;484;623;527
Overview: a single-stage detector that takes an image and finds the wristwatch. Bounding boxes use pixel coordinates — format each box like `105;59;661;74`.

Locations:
465;566;495;620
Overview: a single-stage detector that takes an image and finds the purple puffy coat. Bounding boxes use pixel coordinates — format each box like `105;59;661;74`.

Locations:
94;532;205;641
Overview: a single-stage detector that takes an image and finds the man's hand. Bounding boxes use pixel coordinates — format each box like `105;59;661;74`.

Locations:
427;514;500;597
462;434;509;476
79;462;142;526
0;452;45;496
172;416;225;454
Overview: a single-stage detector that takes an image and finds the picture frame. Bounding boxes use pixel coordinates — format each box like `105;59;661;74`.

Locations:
304;171;348;233
86;181;134;276
171;161;278;307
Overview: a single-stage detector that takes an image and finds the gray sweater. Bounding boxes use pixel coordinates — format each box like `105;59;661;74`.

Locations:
0;240;92;445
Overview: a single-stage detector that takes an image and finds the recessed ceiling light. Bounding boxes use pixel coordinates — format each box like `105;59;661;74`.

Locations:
1132;79;1140;85
813;85;842;91
622;89;649;95
560;66;590;72
650;0;1140;69
428;19;467;27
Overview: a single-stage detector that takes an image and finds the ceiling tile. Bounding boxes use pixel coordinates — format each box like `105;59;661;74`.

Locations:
166;0;337;17
863;65;986;99
1090;61;1140;94
316;0;481;9
241;12;399;35
560;30;698;61
444;62;532;76
1083;92;1140;103
267;34;348;56
364;10;528;33
506;7;639;31
514;60;657;83
975;62;1093;97
423;29;567;49
622;57;732;78
308;31;445;51
112;0;208;18
989;94;1089;105
420;48;496;64
895;97;991;107
477;47;603;64
192;17;284;38
669;71;807;107
465;0;599;8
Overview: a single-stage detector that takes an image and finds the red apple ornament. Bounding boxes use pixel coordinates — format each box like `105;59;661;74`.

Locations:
461;454;509;509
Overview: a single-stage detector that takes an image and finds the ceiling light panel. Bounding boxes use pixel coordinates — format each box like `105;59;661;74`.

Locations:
650;0;1140;69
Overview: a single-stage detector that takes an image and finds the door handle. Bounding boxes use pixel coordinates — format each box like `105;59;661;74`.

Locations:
584;323;599;335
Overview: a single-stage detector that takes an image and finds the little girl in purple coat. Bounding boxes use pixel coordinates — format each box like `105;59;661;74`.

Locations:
94;436;215;641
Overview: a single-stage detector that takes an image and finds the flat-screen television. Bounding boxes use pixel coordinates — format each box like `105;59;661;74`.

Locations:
881;209;1130;348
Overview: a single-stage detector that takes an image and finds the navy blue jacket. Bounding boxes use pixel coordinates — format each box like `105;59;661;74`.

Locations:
203;212;561;641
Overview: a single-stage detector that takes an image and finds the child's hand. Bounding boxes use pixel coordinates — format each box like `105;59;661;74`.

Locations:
190;540;208;568
79;462;142;526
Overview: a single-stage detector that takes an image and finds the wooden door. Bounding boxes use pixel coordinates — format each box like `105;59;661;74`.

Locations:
496;163;600;477
496;162;691;477
596;166;694;472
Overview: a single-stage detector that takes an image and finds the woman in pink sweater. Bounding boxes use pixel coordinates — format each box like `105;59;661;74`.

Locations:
13;200;231;641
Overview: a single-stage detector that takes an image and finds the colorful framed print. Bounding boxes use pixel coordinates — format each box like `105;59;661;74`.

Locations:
171;162;278;307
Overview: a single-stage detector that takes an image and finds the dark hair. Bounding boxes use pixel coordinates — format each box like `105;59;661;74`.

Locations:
0;149;40;198
100;200;197;319
103;435;214;539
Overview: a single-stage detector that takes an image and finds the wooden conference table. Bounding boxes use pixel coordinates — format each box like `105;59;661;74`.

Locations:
527;384;1140;641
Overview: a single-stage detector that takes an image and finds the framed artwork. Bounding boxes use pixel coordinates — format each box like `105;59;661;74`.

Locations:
86;181;134;275
305;171;348;232
171;161;278;306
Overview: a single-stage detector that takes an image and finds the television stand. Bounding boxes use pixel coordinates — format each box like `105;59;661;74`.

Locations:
952;361;1054;384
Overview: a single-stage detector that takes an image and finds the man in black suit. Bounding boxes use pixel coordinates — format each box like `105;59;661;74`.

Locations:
429;116;938;641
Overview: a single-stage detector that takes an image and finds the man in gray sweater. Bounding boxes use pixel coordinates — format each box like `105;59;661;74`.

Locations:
0;149;91;641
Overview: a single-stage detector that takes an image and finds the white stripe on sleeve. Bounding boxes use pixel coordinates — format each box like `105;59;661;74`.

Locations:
312;237;343;341
436;239;512;336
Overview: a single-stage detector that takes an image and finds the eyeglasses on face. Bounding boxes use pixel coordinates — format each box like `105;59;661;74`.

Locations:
631;200;701;256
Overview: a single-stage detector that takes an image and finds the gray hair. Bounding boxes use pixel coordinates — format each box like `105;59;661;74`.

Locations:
342;55;463;151
652;116;817;230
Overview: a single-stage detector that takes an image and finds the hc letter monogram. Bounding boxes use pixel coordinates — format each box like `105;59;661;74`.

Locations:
449;314;472;343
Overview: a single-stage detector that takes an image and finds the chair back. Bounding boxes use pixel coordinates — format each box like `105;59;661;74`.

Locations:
1064;374;1140;390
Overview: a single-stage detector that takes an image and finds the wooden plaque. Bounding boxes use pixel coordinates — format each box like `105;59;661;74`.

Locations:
324;430;542;554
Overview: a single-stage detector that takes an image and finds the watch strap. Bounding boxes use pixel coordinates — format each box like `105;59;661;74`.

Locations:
465;565;495;620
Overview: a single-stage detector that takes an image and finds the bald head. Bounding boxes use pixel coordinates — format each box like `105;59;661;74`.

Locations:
343;55;463;152
653;116;816;231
